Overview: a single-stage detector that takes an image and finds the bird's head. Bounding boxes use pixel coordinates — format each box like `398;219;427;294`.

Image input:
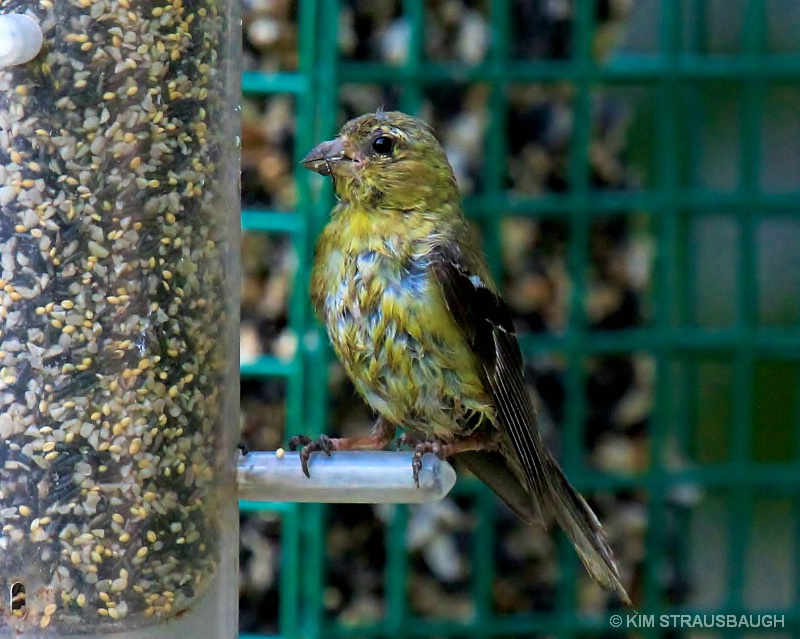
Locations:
301;111;459;210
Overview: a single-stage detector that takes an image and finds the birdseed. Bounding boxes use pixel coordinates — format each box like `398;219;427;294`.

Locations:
0;0;235;632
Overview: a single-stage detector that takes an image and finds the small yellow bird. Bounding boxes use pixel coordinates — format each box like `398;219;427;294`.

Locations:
296;111;629;603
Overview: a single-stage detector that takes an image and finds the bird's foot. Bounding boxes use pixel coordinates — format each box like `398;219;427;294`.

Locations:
288;434;335;478
288;421;397;477
397;434;448;487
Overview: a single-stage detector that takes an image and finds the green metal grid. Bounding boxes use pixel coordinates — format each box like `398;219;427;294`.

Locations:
239;1;800;637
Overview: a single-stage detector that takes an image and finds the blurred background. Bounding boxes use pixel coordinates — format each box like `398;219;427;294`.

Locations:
236;1;800;637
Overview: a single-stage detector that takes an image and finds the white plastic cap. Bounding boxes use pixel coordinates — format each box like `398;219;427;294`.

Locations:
0;14;43;68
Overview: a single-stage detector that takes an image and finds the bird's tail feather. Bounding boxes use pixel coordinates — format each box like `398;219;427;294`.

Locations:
455;450;541;525
540;450;631;605
457;449;630;604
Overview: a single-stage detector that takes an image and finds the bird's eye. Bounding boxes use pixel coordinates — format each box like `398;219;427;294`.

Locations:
371;135;394;156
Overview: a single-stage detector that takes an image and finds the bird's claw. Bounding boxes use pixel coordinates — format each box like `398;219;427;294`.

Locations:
400;436;447;487
287;434;311;451
288;434;334;478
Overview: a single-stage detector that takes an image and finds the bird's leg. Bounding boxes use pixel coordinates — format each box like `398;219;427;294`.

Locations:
288;416;396;478
398;432;499;487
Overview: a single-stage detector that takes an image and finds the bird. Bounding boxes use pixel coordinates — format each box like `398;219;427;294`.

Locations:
295;110;630;603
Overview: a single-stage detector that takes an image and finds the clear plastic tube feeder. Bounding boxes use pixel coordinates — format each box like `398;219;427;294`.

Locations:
0;1;240;637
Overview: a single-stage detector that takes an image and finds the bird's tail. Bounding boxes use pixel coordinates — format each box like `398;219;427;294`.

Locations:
539;450;631;605
457;448;630;604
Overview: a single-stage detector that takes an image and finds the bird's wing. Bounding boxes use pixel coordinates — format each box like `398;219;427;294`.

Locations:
430;245;630;603
428;251;554;501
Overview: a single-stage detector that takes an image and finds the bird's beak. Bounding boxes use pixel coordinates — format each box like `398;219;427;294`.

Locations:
301;138;350;176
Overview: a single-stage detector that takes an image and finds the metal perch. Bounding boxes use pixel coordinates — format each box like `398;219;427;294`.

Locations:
237;451;457;503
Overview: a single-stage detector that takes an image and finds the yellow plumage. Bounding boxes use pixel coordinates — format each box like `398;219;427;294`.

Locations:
311;200;491;436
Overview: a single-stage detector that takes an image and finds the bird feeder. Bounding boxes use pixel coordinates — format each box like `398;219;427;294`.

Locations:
0;4;455;637
0;0;241;634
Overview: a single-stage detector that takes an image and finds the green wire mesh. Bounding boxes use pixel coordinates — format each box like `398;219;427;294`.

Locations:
239;1;800;637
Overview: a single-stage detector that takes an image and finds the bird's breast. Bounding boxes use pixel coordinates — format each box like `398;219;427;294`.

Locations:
322;248;432;362
314;243;490;432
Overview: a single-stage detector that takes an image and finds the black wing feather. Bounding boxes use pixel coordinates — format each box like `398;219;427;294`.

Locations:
430;253;555;500
431;247;630;604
